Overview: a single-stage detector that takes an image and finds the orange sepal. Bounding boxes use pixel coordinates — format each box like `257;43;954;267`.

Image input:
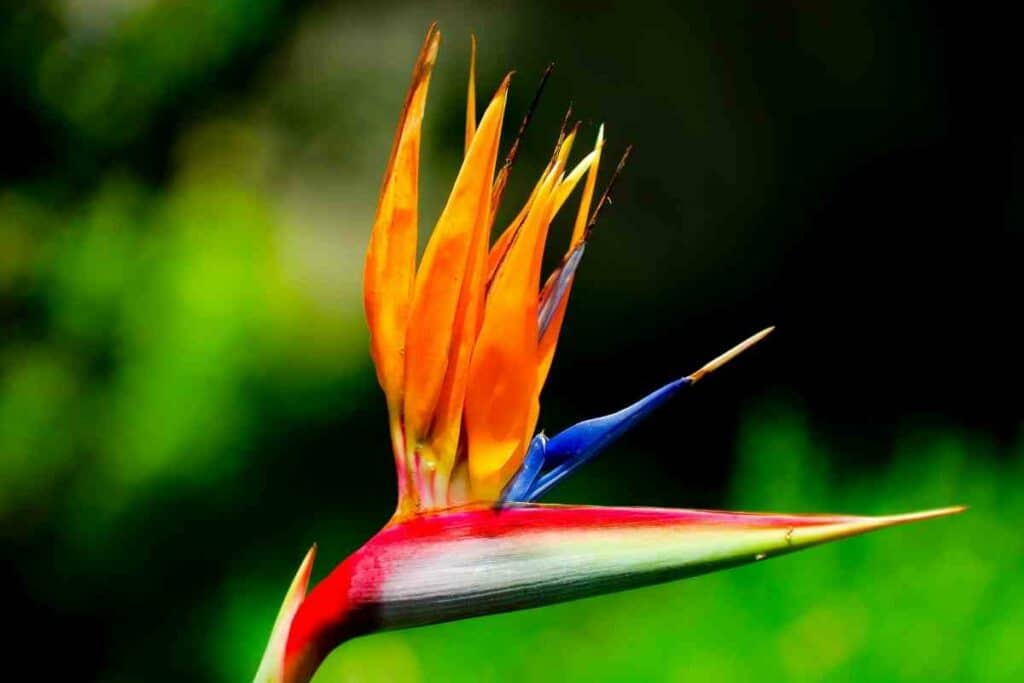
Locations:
425;113;496;493
465;167;561;495
402;77;509;456
364;25;440;413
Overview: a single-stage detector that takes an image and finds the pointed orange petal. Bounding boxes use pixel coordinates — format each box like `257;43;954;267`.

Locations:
403;78;509;453
364;25;440;413
571;124;604;245
465;168;560;496
425;134;493;494
554;124;580;171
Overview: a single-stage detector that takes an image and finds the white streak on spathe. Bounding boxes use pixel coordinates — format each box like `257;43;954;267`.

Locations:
373;526;782;628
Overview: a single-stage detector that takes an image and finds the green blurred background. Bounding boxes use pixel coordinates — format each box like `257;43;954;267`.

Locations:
1;1;1019;681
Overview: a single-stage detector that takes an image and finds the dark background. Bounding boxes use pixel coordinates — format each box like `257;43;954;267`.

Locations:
1;1;1019;681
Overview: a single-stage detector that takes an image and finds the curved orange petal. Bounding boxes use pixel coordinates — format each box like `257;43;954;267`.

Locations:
364;25;440;414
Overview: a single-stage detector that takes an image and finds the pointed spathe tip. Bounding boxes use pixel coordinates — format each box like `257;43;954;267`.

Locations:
253;544;319;683
788;504;966;550
296;543;318;585
875;504;967;525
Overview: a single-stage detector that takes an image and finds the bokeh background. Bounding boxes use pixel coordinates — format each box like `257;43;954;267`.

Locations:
1;1;1020;681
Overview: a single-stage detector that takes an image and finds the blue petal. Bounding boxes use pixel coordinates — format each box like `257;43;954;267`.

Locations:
499;434;548;504
538;244;585;337
500;327;774;504
523;376;691;501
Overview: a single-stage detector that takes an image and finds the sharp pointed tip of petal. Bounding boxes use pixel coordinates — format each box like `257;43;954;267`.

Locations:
688;326;774;383
423;24;441;63
284;543;318;607
485;73;513;109
297;543;318;582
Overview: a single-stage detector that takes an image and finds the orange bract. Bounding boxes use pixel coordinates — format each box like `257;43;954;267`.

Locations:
364;26;605;518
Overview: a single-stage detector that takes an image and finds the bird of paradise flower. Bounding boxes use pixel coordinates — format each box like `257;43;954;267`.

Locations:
254;25;962;683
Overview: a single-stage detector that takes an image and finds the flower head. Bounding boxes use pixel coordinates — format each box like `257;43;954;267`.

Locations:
255;25;963;683
363;26;770;516
364;24;615;514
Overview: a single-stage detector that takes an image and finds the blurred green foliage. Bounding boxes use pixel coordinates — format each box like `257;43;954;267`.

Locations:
1;1;1018;682
1;174;363;514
